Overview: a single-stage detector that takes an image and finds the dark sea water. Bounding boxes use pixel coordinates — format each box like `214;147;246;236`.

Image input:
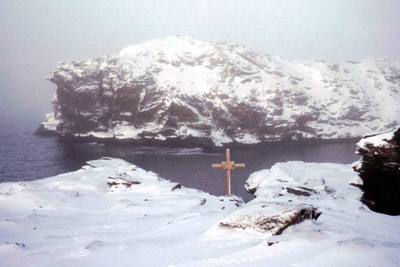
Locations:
0;118;360;202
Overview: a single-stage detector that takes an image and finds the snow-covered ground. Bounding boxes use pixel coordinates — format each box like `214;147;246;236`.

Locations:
1;158;399;266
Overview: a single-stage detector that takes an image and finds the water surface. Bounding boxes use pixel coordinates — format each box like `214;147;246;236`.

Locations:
0;119;360;202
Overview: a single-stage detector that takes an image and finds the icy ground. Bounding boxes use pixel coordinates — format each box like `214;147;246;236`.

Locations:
0;158;399;266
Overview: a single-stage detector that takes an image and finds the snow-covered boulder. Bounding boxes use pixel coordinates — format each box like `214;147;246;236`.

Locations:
37;35;400;148
353;128;400;215
219;206;320;234
245;161;341;198
225;162;346;236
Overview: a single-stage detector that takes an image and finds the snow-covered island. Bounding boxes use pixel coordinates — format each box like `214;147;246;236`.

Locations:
36;36;400;148
1;158;399;266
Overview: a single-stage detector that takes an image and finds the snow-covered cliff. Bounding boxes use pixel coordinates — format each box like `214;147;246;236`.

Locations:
353;128;400;215
38;35;400;147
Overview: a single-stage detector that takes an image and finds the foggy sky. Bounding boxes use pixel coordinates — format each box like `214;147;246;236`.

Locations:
1;0;399;121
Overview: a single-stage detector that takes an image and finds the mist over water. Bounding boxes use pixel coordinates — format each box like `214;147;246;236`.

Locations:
0;117;359;202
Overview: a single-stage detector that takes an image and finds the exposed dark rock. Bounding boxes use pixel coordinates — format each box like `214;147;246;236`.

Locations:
285;187;312;197
171;183;182;191
246;187;257;195
34;124;58;136
229;198;243;207
5;242;26;248
107;175;141;191
352;128;400;215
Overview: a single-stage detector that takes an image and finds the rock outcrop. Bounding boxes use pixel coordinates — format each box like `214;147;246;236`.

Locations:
219;206;321;235
37;36;400;148
352;128;400;215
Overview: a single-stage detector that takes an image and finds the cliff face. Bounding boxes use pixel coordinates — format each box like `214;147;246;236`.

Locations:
38;36;400;147
353;128;400;215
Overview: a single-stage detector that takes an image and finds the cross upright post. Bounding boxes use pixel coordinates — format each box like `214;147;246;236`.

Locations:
212;149;245;197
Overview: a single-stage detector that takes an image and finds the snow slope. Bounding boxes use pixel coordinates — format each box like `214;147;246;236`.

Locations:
1;158;399;266
39;36;400;146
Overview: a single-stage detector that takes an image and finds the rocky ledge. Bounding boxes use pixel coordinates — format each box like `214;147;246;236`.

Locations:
352;128;400;215
37;36;400;148
220;206;321;235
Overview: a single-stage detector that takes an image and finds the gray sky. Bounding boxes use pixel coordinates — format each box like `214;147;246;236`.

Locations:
1;0;399;121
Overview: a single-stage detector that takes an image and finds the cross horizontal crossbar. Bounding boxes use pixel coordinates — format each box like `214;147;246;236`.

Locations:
212;162;245;170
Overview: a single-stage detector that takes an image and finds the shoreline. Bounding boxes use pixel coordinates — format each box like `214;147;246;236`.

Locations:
34;124;361;153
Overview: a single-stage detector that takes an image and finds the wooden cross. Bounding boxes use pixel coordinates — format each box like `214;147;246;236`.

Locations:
212;149;245;197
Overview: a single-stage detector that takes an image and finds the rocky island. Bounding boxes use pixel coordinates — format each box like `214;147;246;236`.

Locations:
37;36;400;149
